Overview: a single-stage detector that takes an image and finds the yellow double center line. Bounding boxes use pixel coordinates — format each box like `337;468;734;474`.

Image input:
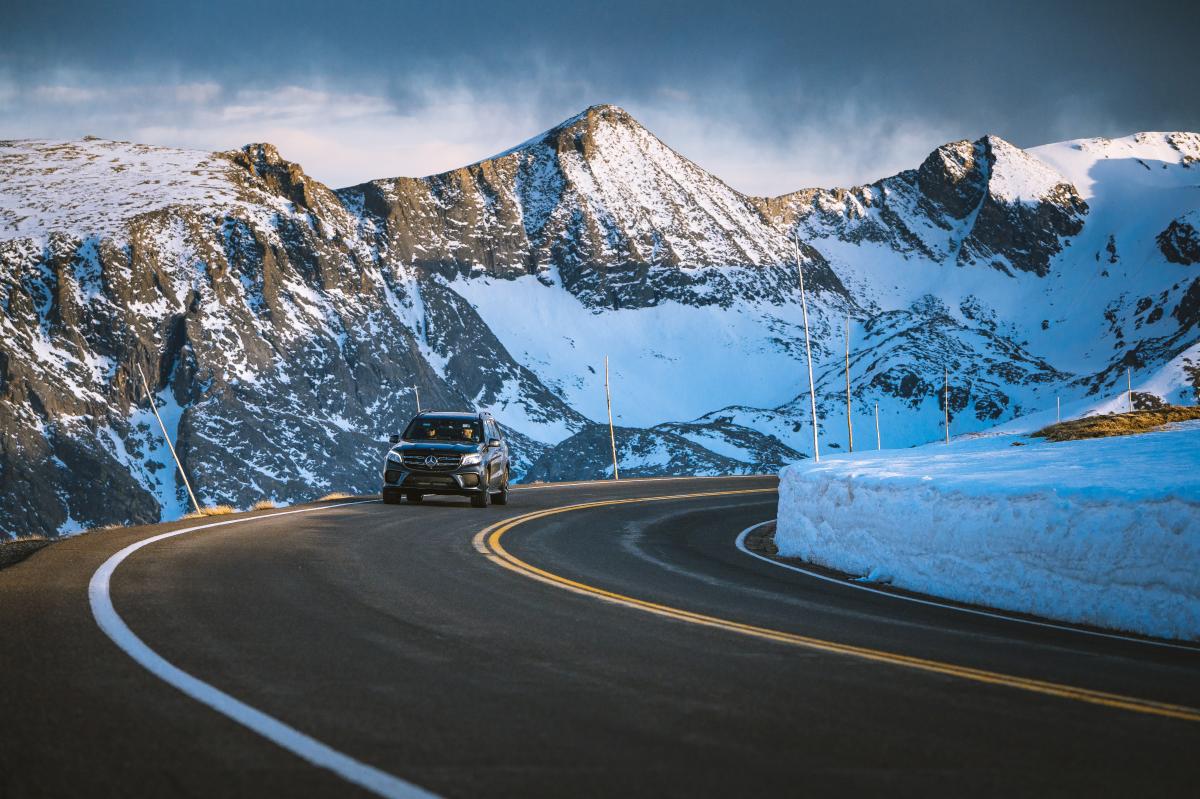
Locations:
473;488;1200;723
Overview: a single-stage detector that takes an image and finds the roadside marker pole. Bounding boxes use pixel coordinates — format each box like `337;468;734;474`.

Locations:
844;316;854;453
944;368;950;445
135;365;201;515
1127;367;1133;412
414;385;421;413
794;233;820;463
605;355;620;480
1057;395;1061;424
875;402;881;450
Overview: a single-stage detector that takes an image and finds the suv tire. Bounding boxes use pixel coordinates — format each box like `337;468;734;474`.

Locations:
406;492;423;503
492;470;510;505
471;488;490;508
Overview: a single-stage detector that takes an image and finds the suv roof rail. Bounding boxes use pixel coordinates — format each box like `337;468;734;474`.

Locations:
414;410;492;418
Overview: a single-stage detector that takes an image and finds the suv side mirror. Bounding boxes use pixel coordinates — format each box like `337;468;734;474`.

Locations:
389;433;401;444
487;438;501;448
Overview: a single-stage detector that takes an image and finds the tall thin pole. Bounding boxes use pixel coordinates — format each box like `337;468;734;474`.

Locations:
875;402;881;450
844;316;854;453
795;234;820;463
1056;395;1061;424
1127;367;1133;412
944;368;950;445
136;365;201;515
414;385;422;413
605;355;620;480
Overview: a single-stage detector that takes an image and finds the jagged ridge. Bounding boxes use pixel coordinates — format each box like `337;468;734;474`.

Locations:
2;112;1199;538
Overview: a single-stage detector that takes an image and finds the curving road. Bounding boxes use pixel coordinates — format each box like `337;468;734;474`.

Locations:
2;475;1198;798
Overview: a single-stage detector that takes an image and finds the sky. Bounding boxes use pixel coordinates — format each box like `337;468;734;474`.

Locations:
3;1;1199;195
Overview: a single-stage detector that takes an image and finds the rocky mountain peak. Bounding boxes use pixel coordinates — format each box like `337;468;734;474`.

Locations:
979;134;1078;205
562;103;637;129
914;137;988;219
238;141;287;167
911;134;1077;216
546;104;640;161
482;103;655;167
458;104;646;169
227;142;334;215
336;102;834;310
561;103;637;130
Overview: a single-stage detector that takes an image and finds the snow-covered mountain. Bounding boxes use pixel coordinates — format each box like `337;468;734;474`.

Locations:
2;107;1198;537
338;105;842;310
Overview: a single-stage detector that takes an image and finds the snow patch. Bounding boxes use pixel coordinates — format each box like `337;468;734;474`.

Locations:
776;424;1200;640
986;136;1071;204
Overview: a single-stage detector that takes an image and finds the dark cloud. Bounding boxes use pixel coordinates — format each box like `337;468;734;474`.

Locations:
4;1;1199;191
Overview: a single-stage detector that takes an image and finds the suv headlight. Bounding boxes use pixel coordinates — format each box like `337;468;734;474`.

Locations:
460;453;482;466
386;452;402;464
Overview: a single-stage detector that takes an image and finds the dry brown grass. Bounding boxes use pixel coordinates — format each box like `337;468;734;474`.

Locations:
1;536;52;570
318;492;355;501
251;499;277;511
183;505;237;519
1033;405;1200;442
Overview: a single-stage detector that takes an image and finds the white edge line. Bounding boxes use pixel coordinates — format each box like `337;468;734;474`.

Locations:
88;500;439;799
734;520;1200;653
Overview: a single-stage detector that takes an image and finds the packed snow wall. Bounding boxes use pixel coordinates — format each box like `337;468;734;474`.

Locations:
774;425;1200;640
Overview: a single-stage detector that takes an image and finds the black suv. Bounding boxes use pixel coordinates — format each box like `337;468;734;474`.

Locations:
381;411;511;507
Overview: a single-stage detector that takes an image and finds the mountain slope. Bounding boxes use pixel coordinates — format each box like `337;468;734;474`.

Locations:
2;111;1199;538
756;134;1088;278
0;138;584;535
337;104;845;309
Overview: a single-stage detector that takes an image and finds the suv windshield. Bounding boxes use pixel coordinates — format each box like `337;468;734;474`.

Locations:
403;417;484;443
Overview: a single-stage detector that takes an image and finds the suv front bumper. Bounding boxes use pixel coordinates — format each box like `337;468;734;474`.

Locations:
381;462;488;499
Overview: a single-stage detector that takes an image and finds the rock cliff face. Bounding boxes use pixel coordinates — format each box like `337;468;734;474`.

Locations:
338;105;844;310
1158;213;1200;265
756;135;1088;277
0;138;585;535
2;111;1199;538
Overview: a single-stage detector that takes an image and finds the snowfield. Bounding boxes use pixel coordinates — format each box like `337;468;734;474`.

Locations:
775;422;1200;641
451;275;814;427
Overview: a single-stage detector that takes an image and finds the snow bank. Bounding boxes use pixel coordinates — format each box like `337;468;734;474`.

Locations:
775;422;1200;641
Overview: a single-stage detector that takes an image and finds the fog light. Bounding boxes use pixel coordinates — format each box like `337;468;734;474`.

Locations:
384;469;402;484
460;473;479;488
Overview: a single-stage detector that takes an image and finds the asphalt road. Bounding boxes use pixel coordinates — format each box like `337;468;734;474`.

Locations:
2;475;1197;798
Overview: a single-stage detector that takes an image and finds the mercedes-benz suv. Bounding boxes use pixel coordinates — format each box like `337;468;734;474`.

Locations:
381;411;510;507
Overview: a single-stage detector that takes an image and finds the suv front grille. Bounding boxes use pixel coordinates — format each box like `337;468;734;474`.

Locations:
401;453;462;472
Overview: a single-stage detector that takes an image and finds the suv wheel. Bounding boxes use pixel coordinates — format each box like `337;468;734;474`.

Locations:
406;492;423;503
492;470;510;505
470;485;490;508
383;493;402;505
